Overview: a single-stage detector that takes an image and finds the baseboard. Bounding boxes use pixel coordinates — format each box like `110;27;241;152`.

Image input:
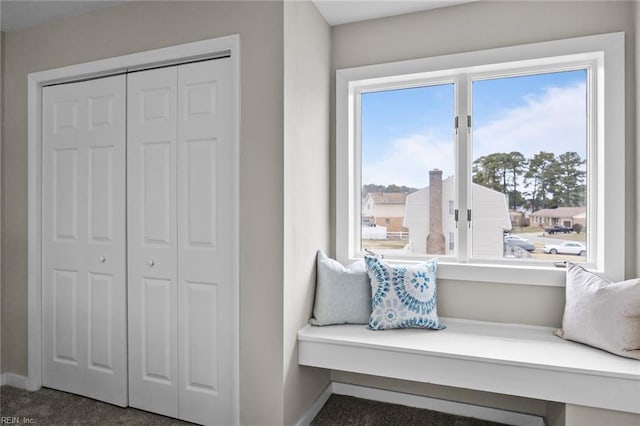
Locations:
0;373;29;389
331;382;545;426
295;383;333;426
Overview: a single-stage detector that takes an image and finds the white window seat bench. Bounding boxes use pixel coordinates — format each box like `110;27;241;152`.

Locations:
297;318;640;415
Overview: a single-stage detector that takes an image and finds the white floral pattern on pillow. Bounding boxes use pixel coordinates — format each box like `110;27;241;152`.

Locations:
365;256;445;331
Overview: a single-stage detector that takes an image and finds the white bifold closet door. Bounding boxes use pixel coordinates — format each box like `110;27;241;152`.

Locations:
127;58;234;425
42;75;128;407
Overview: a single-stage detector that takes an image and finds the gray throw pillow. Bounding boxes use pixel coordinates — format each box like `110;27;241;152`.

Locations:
309;251;371;326
555;263;640;360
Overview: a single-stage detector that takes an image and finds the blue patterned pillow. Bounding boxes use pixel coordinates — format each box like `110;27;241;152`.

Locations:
365;256;445;331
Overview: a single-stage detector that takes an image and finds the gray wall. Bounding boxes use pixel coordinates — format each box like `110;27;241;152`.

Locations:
283;1;332;424
330;0;637;415
0;30;4;374
636;1;640;276
0;2;286;424
331;0;637;323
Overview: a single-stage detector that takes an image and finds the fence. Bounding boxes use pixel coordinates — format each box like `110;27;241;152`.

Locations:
386;232;409;241
362;226;387;240
361;227;409;241
503;245;535;260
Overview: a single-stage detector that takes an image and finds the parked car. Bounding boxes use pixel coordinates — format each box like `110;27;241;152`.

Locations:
504;239;535;252
543;241;586;256
545;225;572;234
504;235;529;242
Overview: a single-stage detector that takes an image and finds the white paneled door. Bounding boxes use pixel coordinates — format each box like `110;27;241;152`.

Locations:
127;66;179;417
42;75;128;406
177;59;233;426
41;57;234;425
128;58;234;425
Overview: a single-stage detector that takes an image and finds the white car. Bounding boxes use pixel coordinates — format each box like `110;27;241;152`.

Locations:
543;241;586;256
504;235;529;242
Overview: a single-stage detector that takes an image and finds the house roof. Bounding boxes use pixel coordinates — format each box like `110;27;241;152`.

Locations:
531;207;586;218
366;192;407;205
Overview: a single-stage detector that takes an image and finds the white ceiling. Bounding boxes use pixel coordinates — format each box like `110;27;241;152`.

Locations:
1;1;127;32
0;0;472;32
312;0;475;26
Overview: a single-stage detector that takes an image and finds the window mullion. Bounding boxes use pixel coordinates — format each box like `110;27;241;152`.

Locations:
455;74;471;262
353;88;363;259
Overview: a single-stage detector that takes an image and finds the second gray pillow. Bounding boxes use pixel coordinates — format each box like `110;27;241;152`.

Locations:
310;251;371;326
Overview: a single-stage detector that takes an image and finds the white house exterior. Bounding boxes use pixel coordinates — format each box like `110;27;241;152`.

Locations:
404;176;512;258
362;192;408;232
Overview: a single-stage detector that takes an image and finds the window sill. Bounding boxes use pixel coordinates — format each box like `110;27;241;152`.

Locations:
344;256;575;287
437;262;566;286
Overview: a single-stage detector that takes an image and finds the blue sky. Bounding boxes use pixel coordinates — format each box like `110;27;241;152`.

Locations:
361;69;587;188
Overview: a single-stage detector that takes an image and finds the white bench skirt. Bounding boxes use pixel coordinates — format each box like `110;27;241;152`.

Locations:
298;318;640;414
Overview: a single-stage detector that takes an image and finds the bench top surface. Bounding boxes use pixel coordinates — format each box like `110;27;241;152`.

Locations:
298;318;640;380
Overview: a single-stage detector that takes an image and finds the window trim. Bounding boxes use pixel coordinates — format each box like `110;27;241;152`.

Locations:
336;32;625;286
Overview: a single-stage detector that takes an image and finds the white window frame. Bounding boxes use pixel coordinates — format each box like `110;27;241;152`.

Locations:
336;32;625;286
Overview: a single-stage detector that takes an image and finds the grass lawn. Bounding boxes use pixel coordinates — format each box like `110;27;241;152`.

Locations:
537;232;586;242
511;227;586;242
362;239;407;250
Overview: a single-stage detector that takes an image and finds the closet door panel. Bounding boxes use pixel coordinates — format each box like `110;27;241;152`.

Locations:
42;75;127;406
83;79;128;405
53;148;79;240
53;269;79;364
141;278;173;382
88;145;114;242
127;67;179;418
87;273;114;372
178;58;234;426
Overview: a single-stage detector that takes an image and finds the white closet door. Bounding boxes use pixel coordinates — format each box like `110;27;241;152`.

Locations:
42;75;128;406
128;58;234;424
177;58;233;425
127;67;179;418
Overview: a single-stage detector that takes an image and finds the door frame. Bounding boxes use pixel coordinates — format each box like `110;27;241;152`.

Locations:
27;35;241;423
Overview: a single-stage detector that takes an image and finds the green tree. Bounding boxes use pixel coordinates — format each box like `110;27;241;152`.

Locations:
362;183;419;195
505;151;527;210
472;153;510;193
473;152;527;210
362;183;385;194
524;151;557;211
555;152;586;207
473;150;585;211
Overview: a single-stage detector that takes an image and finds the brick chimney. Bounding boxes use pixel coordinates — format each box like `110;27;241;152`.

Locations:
426;169;446;254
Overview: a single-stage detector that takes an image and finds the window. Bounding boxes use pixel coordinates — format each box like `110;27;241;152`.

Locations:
336;33;625;285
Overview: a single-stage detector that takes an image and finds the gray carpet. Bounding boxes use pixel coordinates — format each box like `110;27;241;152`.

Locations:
0;386;193;425
311;395;510;426
2;385;512;425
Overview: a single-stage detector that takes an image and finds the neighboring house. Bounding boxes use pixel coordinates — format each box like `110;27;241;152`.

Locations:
509;210;527;227
362;192;408;233
573;211;586;227
404;171;511;258
530;207;586;228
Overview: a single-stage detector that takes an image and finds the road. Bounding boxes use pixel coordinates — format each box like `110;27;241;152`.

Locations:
512;233;566;246
509;232;587;261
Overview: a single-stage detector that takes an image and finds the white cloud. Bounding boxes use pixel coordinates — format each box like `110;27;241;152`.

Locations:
362;133;454;188
362;83;586;188
473;83;587;159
